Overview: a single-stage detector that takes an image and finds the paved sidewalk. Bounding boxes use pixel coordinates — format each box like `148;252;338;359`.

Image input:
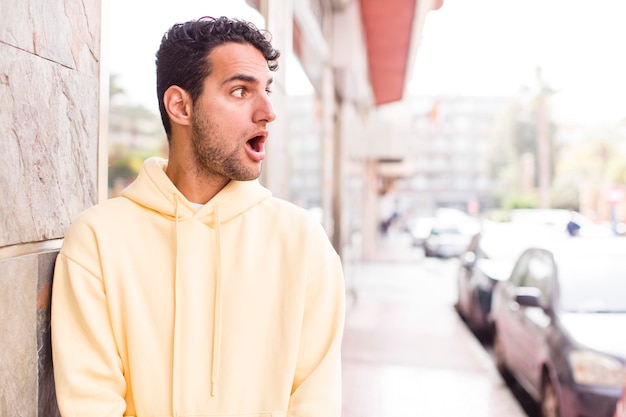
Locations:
340;233;528;417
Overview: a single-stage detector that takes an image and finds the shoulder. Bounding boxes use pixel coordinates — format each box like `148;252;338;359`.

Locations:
261;197;336;251
261;197;322;227
68;197;133;229
61;197;134;249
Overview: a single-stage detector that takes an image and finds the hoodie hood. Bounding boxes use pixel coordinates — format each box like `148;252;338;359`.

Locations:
121;157;272;225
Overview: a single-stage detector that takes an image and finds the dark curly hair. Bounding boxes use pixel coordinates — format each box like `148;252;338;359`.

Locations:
155;16;280;138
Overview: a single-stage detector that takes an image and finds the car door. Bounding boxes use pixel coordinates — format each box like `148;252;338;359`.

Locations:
494;250;532;376
512;249;554;397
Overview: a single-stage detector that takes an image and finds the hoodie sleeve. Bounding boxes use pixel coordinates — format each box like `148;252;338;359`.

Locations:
288;223;346;417
51;220;127;417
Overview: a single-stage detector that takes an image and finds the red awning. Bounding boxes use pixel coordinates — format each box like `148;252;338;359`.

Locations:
359;0;417;105
247;0;443;106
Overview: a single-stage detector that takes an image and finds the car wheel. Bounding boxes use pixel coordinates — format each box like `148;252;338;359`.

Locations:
455;277;466;318
469;294;494;344
467;292;480;329
493;329;508;377
540;374;560;417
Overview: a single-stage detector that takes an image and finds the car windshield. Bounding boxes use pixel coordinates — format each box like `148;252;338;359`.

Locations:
558;255;626;313
480;238;526;261
431;227;460;235
478;222;559;261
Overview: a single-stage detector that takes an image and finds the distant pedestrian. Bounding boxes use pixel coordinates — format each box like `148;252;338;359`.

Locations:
51;16;345;417
567;212;581;236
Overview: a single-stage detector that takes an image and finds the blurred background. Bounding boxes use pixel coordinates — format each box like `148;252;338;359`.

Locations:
4;1;626;415
106;0;626;263
106;1;626;416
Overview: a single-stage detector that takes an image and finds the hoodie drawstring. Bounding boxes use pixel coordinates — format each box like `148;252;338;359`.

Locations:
171;196;222;401
211;204;223;396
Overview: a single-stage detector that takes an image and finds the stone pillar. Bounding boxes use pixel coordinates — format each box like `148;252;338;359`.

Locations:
0;0;102;415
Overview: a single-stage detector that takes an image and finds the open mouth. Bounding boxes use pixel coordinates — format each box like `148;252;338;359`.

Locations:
245;134;266;162
247;135;264;152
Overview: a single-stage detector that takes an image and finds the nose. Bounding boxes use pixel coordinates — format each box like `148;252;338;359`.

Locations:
253;93;277;124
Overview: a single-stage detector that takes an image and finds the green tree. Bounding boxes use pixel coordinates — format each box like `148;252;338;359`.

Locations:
108;74;167;197
552;126;626;210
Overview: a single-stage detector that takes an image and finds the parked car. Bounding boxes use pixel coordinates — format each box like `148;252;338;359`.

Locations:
491;237;626;417
509;208;613;237
423;224;472;258
455;220;551;341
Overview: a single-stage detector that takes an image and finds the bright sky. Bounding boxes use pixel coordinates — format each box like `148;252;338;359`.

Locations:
108;0;626;126
409;0;626;125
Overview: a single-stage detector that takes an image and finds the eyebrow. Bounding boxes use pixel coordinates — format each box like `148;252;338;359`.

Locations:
222;73;274;87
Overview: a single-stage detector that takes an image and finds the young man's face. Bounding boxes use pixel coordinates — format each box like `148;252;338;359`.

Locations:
191;42;276;181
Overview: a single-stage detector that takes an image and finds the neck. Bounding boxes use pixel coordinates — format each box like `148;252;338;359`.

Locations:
165;155;229;205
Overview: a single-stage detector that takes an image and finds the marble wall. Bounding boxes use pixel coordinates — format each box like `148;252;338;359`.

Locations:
0;0;101;415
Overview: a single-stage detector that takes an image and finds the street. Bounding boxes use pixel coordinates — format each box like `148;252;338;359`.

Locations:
340;235;536;417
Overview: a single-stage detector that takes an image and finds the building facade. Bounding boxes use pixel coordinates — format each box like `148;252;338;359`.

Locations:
401;95;510;215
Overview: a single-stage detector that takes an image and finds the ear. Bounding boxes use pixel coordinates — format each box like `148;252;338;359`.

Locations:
163;85;192;127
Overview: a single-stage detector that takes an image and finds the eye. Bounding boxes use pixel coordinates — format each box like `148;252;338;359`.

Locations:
232;87;246;98
265;88;273;96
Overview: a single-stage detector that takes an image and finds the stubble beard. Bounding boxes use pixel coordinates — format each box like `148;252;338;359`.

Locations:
191;114;261;182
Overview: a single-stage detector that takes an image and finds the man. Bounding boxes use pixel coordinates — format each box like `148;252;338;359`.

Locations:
51;16;345;417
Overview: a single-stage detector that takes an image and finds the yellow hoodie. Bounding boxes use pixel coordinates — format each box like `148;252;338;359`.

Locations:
51;157;345;417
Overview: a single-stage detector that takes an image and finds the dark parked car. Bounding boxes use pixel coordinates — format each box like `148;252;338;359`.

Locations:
491;237;626;417
455;221;545;341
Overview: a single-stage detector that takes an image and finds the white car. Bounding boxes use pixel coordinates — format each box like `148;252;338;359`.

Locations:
423;224;472;258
